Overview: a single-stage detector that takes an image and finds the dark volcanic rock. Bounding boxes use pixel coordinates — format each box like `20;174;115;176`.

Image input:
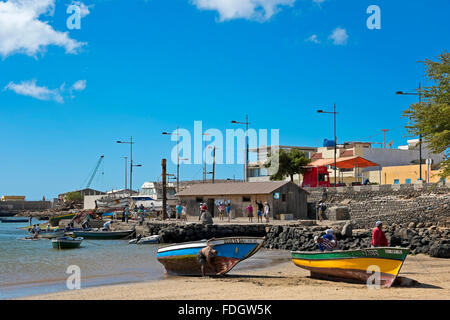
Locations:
429;244;450;258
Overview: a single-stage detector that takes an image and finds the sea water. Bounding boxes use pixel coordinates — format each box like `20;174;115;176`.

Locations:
0;219;289;299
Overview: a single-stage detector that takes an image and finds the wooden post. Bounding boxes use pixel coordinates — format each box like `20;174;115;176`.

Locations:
162;158;167;220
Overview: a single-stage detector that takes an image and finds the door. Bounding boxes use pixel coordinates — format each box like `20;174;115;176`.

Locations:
207;198;215;217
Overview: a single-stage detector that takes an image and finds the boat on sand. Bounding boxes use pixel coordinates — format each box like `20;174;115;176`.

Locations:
291;247;409;287
157;237;265;276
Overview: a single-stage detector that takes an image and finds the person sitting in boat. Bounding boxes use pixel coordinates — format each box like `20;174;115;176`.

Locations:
103;220;113;231
34;224;41;234
198;239;218;277
315;229;337;251
371;221;389;247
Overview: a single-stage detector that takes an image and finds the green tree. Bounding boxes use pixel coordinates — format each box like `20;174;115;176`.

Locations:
264;148;311;182
403;51;450;179
65;191;83;202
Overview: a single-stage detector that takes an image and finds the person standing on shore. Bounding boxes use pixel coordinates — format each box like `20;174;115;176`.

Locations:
176;203;183;221
218;202;225;221
199;203;207;221
246;204;254;223
226;202;231;222
124;206;130;223
264;202;270;223
317;201;326;222
255;201;264;223
371;221;389;247
181;204;187;221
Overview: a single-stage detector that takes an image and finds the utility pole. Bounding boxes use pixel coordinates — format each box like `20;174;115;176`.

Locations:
124;156;128;191
396;82;423;181
381;129;389;148
202;133;210;183
317;105;338;186
116;137;135;194
231;115;250;182
162;158;167;220
212;146;216;184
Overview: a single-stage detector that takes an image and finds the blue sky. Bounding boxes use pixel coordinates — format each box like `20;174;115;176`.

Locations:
0;0;449;200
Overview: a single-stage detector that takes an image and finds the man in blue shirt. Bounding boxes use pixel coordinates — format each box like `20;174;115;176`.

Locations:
315;229;337;251
176;203;183;220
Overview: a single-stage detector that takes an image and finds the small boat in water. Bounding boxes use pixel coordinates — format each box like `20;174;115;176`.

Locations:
129;235;160;245
291;247;409;287
73;229;135;240
52;236;84;249
157;237;265;276
36;230;66;239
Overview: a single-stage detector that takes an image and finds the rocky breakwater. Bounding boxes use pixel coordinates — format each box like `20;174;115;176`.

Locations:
263;222;450;258
146;222;268;243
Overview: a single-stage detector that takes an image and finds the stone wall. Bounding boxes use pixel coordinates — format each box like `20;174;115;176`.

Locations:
305;183;450;229
263;223;450;258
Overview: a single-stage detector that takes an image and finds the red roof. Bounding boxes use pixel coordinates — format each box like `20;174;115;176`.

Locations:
310;152;322;160
308;156;379;169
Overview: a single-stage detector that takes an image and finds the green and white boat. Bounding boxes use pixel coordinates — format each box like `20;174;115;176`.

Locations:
291;247;409;287
52;236;84;249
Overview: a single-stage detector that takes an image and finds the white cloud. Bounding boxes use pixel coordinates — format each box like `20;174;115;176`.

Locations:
4;79;64;103
305;34;320;44
190;0;296;22
72;80;86;91
329;27;348;45
71;1;92;18
0;0;85;58
4;79;87;103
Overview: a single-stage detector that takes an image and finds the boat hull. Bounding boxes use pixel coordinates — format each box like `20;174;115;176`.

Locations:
157;237;265;276
72;230;135;240
129;235;160;244
0;218;29;223
52;237;83;249
291;247;409;287
37;230;66;239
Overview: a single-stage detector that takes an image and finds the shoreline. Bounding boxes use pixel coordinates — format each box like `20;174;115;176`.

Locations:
18;254;450;300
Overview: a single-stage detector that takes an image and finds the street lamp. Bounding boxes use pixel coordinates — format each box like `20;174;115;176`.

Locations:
123;156;128;192
317;103;338;187
231;115;250;182
117;137;136;194
396;82;423;181
162;128;184;193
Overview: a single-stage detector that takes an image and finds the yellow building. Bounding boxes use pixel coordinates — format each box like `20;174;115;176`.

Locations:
1;195;26;201
381;164;444;185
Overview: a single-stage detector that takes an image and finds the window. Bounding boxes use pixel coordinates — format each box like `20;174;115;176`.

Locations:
242;196;251;202
282;194;286;202
405;178;411;184
394;179;399;185
196;197;203;202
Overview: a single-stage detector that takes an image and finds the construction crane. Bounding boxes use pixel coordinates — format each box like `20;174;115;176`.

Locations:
85;155;104;189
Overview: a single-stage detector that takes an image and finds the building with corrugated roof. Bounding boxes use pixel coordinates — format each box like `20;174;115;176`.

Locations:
177;181;309;220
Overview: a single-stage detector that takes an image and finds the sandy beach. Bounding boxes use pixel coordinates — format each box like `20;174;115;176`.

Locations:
20;253;450;300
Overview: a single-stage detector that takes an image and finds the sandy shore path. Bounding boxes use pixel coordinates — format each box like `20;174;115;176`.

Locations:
20;254;450;300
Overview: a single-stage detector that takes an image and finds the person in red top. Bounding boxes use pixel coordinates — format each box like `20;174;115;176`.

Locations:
371;221;389;247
